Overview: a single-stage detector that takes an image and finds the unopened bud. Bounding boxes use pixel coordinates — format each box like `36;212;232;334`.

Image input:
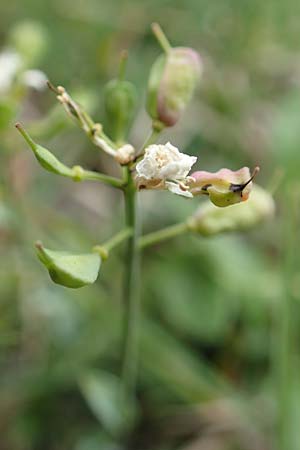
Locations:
115;144;135;165
188;184;275;236
104;51;137;142
147;47;202;127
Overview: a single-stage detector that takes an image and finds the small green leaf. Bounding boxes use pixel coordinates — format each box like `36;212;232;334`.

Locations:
16;123;74;177
35;242;101;288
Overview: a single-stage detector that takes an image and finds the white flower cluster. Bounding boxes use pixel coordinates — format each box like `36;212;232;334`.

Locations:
0;49;47;93
135;142;197;197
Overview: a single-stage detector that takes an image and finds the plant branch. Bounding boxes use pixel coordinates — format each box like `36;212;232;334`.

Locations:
133;123;164;163
139;222;189;249
121;167;140;398
118;50;128;82
151;23;172;54
77;168;125;188
93;227;133;260
47;81;117;155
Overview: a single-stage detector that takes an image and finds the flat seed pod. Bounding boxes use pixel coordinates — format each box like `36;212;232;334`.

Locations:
16;123;74;177
189;167;259;207
147;48;201;127
36;242;101;288
188;184;275;236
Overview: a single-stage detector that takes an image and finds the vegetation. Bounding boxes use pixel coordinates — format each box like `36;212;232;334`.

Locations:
0;1;299;449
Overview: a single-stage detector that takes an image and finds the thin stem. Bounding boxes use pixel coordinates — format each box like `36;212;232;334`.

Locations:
134;125;164;163
47;81;117;154
118;50;128;81
121;167;140;398
141;127;161;150
16;123;124;189
151;22;172;54
15;122;35;147
96;227;133;253
276;184;297;450
80;169;125;188
139;222;188;249
93;227;132;260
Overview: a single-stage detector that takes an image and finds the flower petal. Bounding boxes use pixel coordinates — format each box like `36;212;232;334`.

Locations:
165;181;193;197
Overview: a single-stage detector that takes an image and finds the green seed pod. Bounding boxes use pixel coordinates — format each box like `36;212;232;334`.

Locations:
147;47;202;127
188;184;275;236
35;242;101;288
15;123;74;177
104;78;137;143
189;167;259;208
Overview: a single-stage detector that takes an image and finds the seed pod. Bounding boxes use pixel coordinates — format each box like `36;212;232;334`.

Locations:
189;167;259;207
104;78;137;143
15;123;74;177
35;242;101;288
188;184;275;236
147;47;202;127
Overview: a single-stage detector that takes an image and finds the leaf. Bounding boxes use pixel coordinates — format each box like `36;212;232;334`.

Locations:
79;371;136;437
35;242;101;288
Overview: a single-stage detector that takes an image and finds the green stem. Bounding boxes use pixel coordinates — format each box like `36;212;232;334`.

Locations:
139;222;188;249
151;22;172;54
141;127;161;150
80;169;125;188
93;227;133;260
103;227;133;252
276;184;297;450
118;50;128;82
122;167;140;397
47;81;117;151
134;124;164;163
16;123;122;189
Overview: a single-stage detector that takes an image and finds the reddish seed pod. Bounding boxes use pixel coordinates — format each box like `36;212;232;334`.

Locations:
147;47;202;127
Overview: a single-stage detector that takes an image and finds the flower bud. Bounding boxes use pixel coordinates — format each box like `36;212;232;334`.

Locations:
188;184;275;236
104;78;137;143
147;47;202;127
35;242;101;288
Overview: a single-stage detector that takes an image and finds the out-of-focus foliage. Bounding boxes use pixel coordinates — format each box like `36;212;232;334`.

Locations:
0;0;299;449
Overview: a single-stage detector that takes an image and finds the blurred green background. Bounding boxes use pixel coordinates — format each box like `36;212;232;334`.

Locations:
1;0;300;449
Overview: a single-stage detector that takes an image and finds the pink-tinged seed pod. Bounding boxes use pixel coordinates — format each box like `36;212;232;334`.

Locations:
188;184;275;236
188;167;260;207
147;47;202;127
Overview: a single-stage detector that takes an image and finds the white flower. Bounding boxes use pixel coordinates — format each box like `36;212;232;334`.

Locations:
135;142;197;196
0;50;21;93
165;180;193;198
21;69;47;90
